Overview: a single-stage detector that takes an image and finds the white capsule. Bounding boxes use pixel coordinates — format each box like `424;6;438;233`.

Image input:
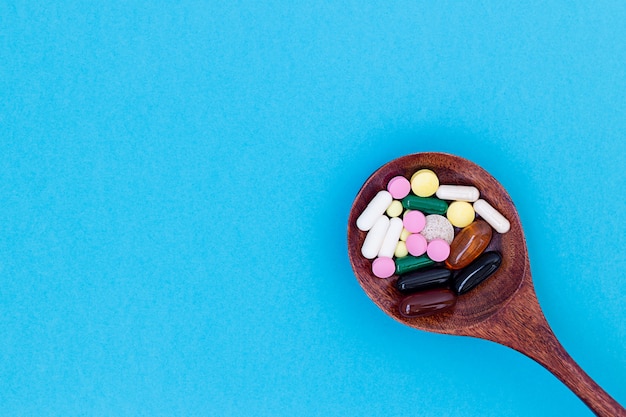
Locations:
356;190;393;231
473;199;510;233
378;217;404;258
361;216;390;259
436;185;480;202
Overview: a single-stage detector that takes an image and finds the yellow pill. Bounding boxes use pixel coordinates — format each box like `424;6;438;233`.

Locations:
446;201;475;228
395;241;408;258
411;169;439;197
386;200;403;217
400;227;411;241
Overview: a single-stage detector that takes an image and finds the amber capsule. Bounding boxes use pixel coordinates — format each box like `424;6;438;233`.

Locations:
398;288;456;318
445;220;493;270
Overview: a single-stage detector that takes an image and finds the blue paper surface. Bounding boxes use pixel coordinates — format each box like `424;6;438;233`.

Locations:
1;2;624;416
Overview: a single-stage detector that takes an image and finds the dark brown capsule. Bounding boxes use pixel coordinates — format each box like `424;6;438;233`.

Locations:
396;268;451;293
452;251;502;295
398;288;457;318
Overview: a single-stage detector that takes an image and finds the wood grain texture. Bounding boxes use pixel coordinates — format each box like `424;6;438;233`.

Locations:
347;152;625;417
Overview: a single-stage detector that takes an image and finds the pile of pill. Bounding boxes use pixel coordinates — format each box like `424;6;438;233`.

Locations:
355;169;510;318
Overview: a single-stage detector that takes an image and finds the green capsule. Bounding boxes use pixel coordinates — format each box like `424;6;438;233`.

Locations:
395;255;437;275
401;195;448;215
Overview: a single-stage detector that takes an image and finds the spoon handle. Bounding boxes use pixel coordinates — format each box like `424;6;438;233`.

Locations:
519;325;624;417
481;280;625;416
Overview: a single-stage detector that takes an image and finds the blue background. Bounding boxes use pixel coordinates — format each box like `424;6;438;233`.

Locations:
1;1;625;416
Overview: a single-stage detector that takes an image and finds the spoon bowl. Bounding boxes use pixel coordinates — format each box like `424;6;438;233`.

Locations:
347;152;624;417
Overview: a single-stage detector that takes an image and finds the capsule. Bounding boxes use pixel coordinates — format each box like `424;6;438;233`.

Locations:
356;191;392;231
396;268;451;293
395;255;436;275
378;217;403;258
473;199;510;234
401;195;448;215
398;288;457;317
361;215;390;259
436;185;480;202
452;251;502;295
445;220;493;270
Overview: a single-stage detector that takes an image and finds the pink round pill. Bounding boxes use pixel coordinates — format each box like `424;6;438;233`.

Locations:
405;233;427;256
427;239;450;262
387;176;411;199
403;210;426;233
372;256;396;278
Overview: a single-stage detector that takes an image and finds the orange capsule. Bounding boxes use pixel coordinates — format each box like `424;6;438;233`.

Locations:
445;220;493;270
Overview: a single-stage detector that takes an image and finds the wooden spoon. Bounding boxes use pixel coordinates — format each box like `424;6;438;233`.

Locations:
347;152;625;417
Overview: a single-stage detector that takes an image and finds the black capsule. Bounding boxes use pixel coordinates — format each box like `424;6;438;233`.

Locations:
396;268;452;293
452;251;502;295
